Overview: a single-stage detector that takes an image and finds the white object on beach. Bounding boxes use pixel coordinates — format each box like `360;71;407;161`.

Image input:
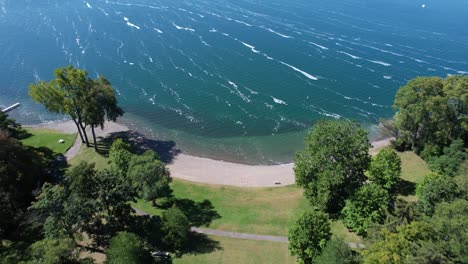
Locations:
58;139;65;144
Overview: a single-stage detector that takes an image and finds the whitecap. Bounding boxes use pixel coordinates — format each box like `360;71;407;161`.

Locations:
383;76;392;79
367;60;391;67
126;22;140;30
309;42;329;50
241;42;260;54
233;19;252;27
264;28;293;39
278;61;318;81
172;22;195;32
209;28;217;33
338;51;360;59
153;28;163;33
86;2;92;9
271;96;287;105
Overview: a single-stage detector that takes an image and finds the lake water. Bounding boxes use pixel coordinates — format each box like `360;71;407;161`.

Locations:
0;0;467;164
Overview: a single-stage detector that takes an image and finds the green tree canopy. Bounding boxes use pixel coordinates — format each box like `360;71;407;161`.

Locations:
108;139;133;178
393;76;467;151
0;129;44;240
427;139;466;176
315;237;359;264
288;210;331;264
294;119;371;214
127;150;172;204
29;66;123;149
368;147;401;191
416;173;459;216
161;207;190;255
27;237;77;264
105;232;153;264
342;183;390;235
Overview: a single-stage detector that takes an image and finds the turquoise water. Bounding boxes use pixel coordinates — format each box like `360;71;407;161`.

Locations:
1;0;467;164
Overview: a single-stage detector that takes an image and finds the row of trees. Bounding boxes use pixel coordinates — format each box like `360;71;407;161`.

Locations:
29;66;123;150
0;118;201;263
288;75;467;264
289;119;402;263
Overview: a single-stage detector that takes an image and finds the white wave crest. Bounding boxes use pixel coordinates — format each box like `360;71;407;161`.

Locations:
271;96;287;105
86;2;92;9
153;28;163;33
241;42;260;54
367;60;391;67
172;22;195;32
309;42;328;50
265;28;293;39
278;61;318;81
338;51;360;59
127;22;140;30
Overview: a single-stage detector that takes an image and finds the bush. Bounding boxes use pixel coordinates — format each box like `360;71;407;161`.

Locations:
288;210;331;264
342;184;389;235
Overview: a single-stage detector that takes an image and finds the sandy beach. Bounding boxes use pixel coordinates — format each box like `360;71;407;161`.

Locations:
28;120;393;188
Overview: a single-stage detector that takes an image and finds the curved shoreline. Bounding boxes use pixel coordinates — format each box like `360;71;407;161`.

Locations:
27;120;392;187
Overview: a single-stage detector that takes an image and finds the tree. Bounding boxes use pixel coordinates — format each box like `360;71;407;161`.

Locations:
427;139;466;177
361;221;433;264
29;66;124;150
393;76;467;151
83;77;123;151
368;147;401;191
294;119;371;214
161;207;190;254
32;162;137;247
0;111;28;139
315;237;359;264
105;232;153;264
0;129;45;240
342;184;389;235
29;66;90;146
416;174;459;216
27;237;77;264
288;210;331;264
108;139;133;177
127;150;172;205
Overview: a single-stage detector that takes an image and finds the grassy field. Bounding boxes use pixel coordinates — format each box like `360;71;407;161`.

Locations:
21;128;76;154
133;181;363;244
174;236;296;264
397;151;431;184
69;142;431;248
69;145;109;170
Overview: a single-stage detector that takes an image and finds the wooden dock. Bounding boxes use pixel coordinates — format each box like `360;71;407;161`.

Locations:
1;103;21;113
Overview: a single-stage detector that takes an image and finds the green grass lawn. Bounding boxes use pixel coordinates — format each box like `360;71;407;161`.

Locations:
21;128;76;154
69;145;109;170
173;236;296;264
397;151;431;184
70;141;432;246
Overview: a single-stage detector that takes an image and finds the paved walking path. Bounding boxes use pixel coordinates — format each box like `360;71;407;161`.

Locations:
191;227;289;243
132;207;365;248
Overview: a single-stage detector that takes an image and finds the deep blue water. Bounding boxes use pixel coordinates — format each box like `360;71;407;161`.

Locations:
0;0;467;163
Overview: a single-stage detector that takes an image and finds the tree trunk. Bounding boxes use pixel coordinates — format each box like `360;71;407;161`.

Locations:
78;121;90;147
72;119;85;144
91;125;98;151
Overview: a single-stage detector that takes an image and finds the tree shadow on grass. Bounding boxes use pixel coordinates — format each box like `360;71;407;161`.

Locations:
98;131;181;163
181;232;222;255
172;199;221;228
394;179;416;196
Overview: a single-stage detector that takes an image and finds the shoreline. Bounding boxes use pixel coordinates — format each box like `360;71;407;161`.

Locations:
26;119;393;187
